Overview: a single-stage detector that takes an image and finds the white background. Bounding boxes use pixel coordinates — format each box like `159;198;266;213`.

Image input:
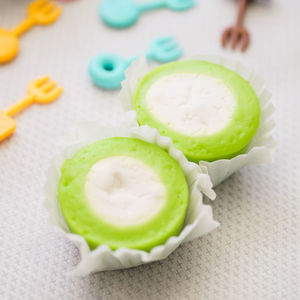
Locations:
0;0;299;299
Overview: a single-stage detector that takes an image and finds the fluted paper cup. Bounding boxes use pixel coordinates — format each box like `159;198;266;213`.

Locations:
44;112;219;275
120;56;276;186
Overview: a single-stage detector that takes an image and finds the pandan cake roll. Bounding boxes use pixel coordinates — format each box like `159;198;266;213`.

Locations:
132;60;261;162
58;137;189;251
45;120;218;274
121;57;275;186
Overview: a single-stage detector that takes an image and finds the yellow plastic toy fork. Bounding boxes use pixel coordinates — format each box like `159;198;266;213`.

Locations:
0;76;63;142
0;0;62;63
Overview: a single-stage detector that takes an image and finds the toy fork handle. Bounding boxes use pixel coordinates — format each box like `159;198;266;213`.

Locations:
138;0;166;12
126;56;138;67
236;0;248;26
11;17;36;37
126;52;153;71
145;49;155;61
5;94;35;116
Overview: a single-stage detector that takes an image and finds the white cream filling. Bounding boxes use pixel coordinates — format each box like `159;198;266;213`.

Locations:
85;156;166;227
146;73;237;136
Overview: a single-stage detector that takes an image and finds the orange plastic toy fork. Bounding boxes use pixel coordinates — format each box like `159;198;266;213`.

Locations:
0;0;62;64
0;76;63;142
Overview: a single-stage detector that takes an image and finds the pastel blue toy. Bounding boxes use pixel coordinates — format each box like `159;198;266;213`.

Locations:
88;36;183;90
100;0;195;29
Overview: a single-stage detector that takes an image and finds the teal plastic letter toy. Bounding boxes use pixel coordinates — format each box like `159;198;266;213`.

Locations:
100;0;195;29
88;36;183;90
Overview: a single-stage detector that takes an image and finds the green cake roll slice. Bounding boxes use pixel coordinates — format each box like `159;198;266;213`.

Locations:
132;60;261;162
58;137;189;251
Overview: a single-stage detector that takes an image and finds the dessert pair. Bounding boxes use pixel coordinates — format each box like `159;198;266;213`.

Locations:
49;58;273;273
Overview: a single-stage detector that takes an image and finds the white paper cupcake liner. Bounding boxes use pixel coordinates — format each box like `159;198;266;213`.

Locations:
120;56;276;187
44;111;219;276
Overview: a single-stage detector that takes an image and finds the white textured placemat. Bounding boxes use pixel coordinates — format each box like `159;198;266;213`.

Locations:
0;0;299;299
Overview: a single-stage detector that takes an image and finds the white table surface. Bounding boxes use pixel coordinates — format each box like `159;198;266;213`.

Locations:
0;0;299;299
